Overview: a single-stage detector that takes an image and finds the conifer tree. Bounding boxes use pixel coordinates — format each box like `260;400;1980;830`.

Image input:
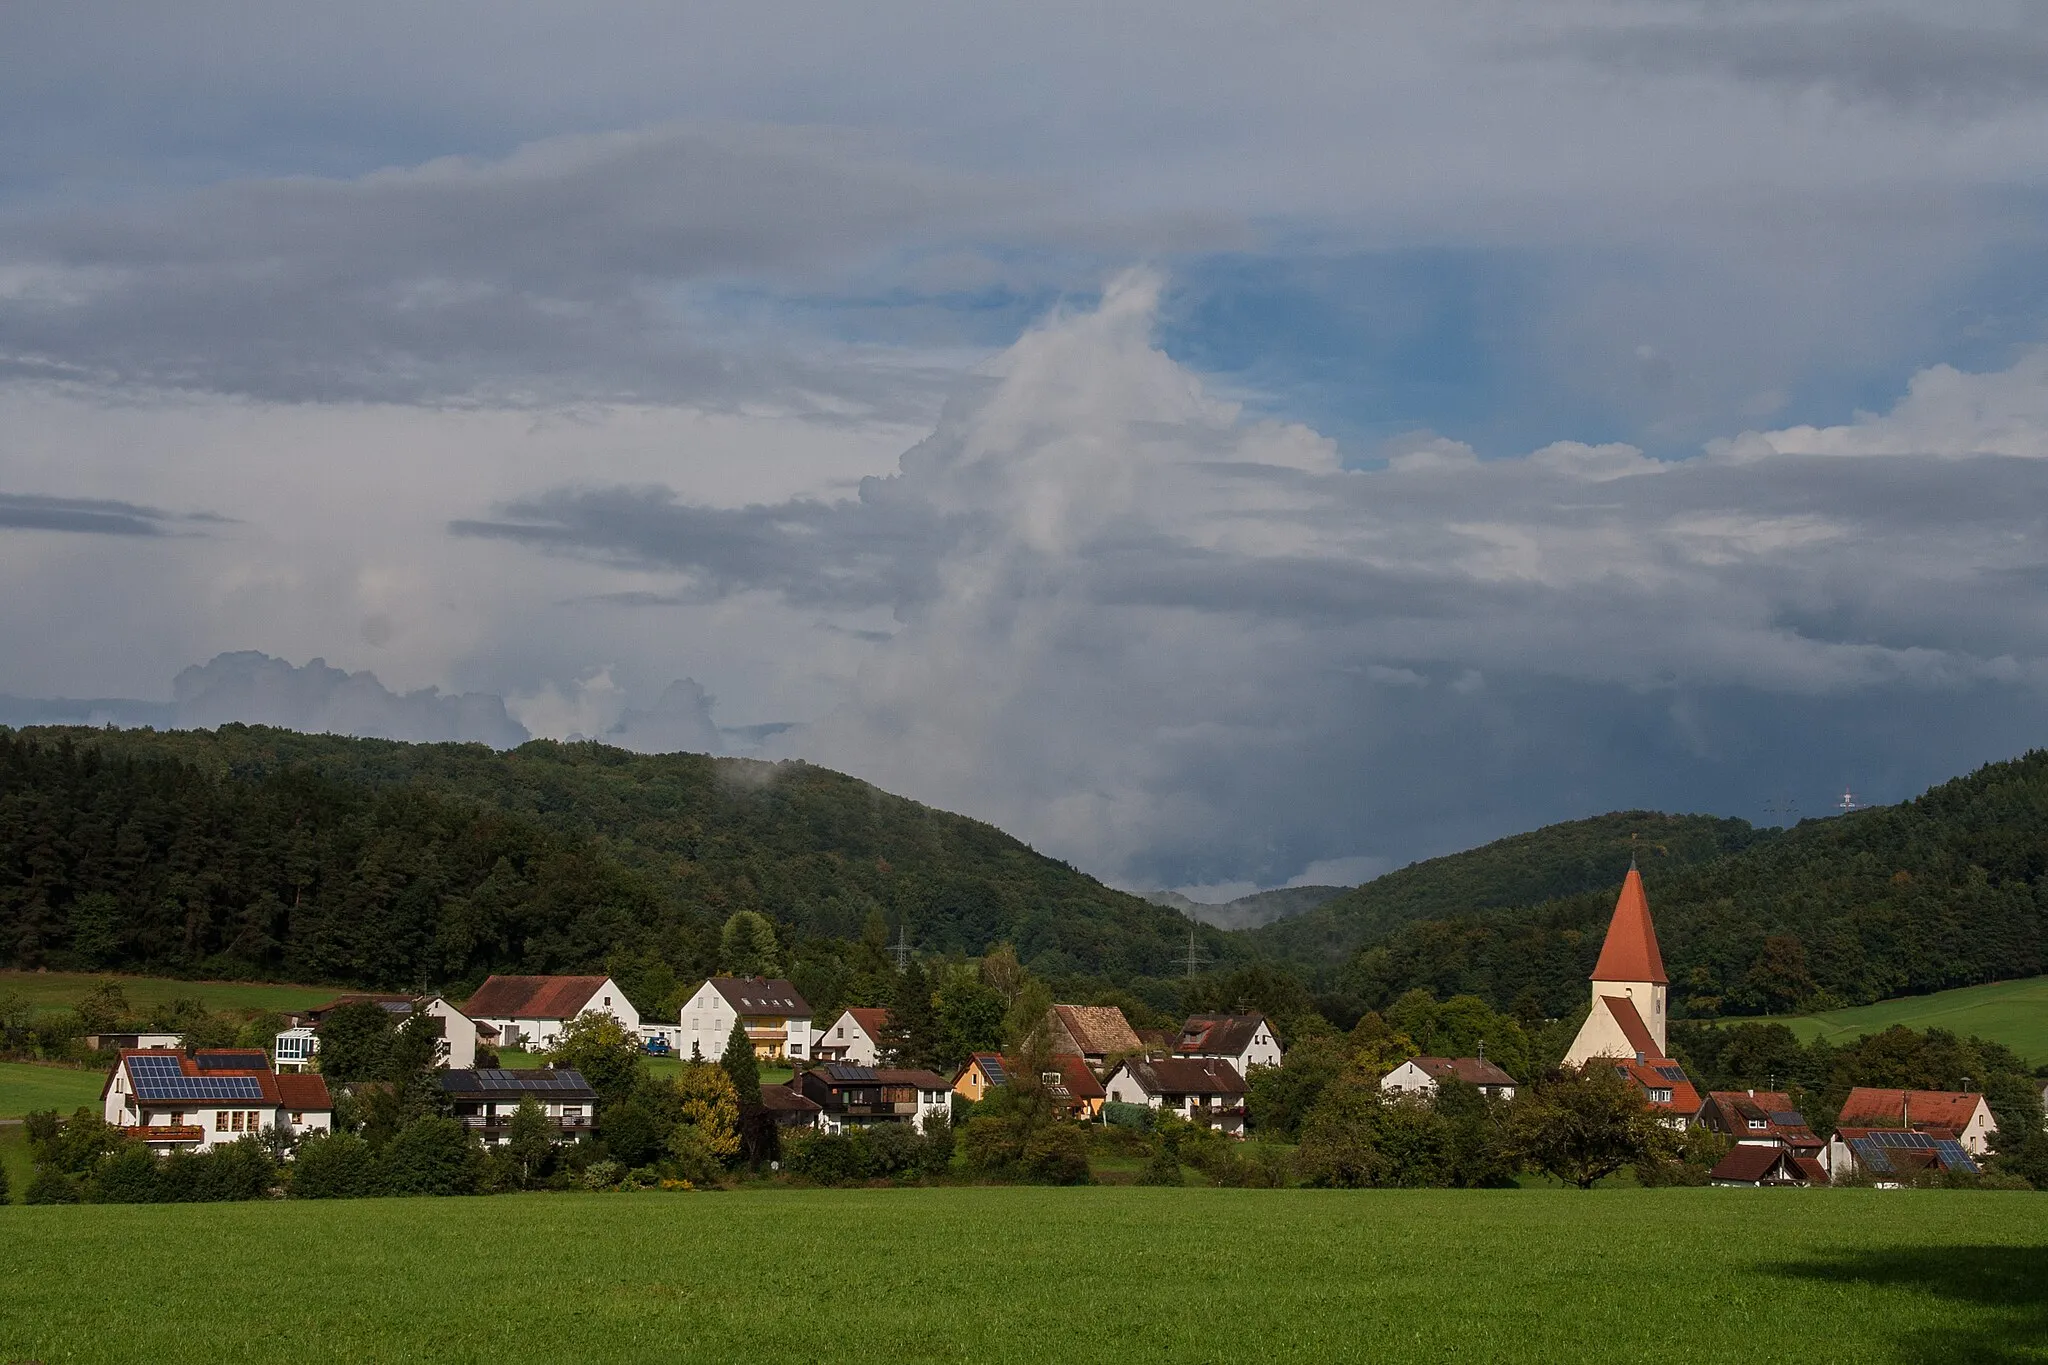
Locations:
720;1018;760;1106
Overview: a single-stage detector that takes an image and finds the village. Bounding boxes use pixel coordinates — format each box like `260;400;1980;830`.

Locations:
83;867;2018;1192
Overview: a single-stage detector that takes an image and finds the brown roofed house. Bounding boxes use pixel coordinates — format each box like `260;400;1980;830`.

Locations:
1102;1056;1248;1137
100;1048;333;1152
462;975;641;1053
1835;1088;1998;1156
814;1007;893;1065
1046;1004;1142;1076
1381;1055;1519;1101
1175;1013;1284;1073
1709;1143;1821;1186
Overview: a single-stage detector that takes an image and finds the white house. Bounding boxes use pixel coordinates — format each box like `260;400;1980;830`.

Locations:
441;1067;601;1145
279;994;481;1070
1380;1056;1519;1101
1102;1057;1249;1137
1174;1013;1284;1073
101;1049;333;1151
677;977;812;1062
814;1007;891;1065
461;975;640;1052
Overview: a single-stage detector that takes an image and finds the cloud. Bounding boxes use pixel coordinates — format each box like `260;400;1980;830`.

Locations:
1549;10;2048;116
455;272;2048;885
0;491;223;537
0;123;1024;408
171;651;530;747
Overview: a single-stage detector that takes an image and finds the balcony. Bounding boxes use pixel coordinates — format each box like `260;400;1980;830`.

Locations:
743;1025;787;1042
839;1101;920;1117
126;1126;204;1144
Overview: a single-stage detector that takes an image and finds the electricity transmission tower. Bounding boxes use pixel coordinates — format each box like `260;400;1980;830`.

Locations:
1180;923;1214;979
888;925;913;971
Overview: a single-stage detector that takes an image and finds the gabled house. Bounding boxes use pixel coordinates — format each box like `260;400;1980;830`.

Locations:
101;1049;333;1151
1697;1091;1823;1156
1047;1004;1142;1076
1827;1127;1981;1184
677;978;813;1062
814;1007;892;1065
1175;1014;1284;1074
1561;864;1700;1128
1381;1056;1519;1101
757;1082;823;1131
1709;1144;1826;1186
278;993;481;1070
1835;1088;1998;1157
951;1052;1106;1119
796;1064;952;1134
440;1067;598;1144
1102;1057;1248;1137
461;976;640;1053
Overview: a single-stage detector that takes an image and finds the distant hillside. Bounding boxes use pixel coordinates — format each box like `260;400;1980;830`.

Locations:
1145;885;1348;931
1248;811;1767;968
1760;975;2048;1065
0;725;1234;989
1302;753;2048;1023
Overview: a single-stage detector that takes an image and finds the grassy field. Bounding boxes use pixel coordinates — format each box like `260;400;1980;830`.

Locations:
1;1187;2041;1363
1763;975;2048;1062
0;968;340;1017
0;1061;107;1118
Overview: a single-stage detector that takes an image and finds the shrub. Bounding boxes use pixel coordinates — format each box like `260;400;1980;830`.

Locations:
381;1117;481;1196
666;1123;725;1187
24;1167;81;1204
190;1136;277;1201
581;1160;624;1190
291;1131;381;1199
88;1145;162;1203
960;1116;1025;1174
1135;1142;1183;1186
1103;1101;1157;1133
1020;1122;1091;1185
917;1115;956;1176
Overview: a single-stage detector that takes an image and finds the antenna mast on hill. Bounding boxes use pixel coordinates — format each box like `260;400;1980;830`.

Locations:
889;924;913;971
1181;923;1214;979
1839;787;1859;814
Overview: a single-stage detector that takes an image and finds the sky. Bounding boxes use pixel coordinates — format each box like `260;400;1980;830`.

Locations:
4;2;2048;897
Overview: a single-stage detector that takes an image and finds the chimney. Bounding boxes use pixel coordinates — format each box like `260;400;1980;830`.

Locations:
1747;1088;1754;1097
1902;1092;1911;1129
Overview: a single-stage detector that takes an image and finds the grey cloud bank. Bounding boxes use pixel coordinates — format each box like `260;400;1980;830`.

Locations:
453;274;2048;887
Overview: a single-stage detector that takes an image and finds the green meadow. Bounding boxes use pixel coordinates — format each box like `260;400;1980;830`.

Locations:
2;1187;2042;1364
0;968;340;1017
1763;975;2048;1063
0;1060;107;1118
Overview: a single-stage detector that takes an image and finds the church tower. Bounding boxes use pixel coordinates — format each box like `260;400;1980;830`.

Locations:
1563;862;1671;1066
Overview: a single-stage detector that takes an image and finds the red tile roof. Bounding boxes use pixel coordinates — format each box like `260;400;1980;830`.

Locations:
1050;1004;1142;1057
757;1083;821;1114
275;1072;334;1111
462;975;608;1021
1405;1056;1519;1088
1837;1088;1992;1133
1792;1156;1830;1185
1115;1057;1247;1098
844;1007;891;1040
1612;1057;1701;1116
1591;866;1667;984
1175;1014;1270;1060
1600;995;1662;1060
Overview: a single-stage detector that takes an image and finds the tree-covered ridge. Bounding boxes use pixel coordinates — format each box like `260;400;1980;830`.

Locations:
0;725;1226;990
1334;751;2048;1020
1249;810;1768;968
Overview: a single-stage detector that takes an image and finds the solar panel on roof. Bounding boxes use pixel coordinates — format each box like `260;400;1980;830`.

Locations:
1652;1065;1687;1082
1933;1139;1979;1173
1848;1138;1894;1174
982;1056;1008;1085
826;1064;876;1082
1767;1111;1805;1127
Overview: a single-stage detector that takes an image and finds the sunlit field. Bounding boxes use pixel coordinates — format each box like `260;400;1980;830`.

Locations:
2;1187;2042;1364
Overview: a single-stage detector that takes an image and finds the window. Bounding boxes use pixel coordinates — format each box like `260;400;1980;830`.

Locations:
232;1110;245;1132
604;996;612;1006
291;1112;304;1124
836;1026;845;1038
215;1112;228;1132
1748;1119;1768;1130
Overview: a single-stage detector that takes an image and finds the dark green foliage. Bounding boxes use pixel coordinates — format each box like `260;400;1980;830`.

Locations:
1510;1064;1665;1189
1245;1033;1350;1140
780;1123;949;1184
1308;754;2048;1017
290;1131;382;1198
719;1018;759;1105
86;1144;163;1202
881;958;941;1068
23;1166;80;1203
546;1012;644;1108
599;1101;664;1168
0;725;1216;986
1135;1142;1183;1185
379;1116;482;1196
315;1001;398;1083
504;1096;556;1189
1103;1100;1157;1132
934;975;1005;1072
718;912;781;977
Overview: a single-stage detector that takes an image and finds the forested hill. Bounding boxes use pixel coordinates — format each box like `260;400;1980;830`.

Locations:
1303;752;2048;1022
1247;810;1769;966
0;725;1222;989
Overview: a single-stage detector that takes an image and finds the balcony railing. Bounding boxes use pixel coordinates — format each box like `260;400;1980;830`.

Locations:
126;1125;205;1143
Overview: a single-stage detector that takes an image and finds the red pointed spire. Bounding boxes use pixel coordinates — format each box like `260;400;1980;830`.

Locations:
1590;865;1667;984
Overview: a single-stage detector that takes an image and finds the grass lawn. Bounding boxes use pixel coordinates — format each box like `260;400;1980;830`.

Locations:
0;968;339;1018
0;1122;31;1197
497;1047;794;1085
1761;975;2048;1062
0;1060;109;1118
1;1188;2042;1362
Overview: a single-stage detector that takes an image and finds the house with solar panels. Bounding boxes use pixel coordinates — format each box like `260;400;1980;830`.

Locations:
461;975;640;1053
676;977;812;1063
951;1052;1106;1119
440;1068;600;1144
1827;1128;1982;1186
100;1049;333;1151
1834;1087;1998;1157
1560;863;1702;1128
795;1064;953;1134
